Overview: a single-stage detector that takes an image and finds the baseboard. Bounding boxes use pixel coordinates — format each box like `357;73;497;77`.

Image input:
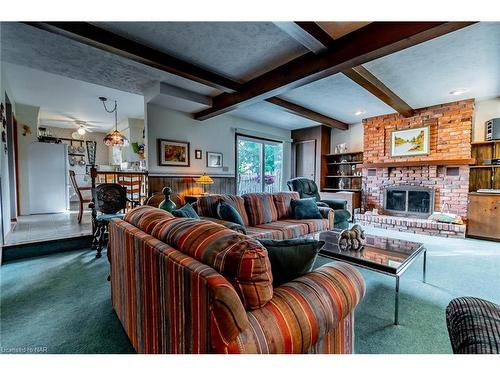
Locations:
1;235;93;263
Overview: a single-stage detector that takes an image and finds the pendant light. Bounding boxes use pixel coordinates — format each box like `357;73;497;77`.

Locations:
100;96;129;147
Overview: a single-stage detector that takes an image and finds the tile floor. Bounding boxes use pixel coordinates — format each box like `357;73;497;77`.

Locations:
4;203;92;246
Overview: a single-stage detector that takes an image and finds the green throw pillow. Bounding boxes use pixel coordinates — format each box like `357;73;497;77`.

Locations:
172;203;200;219
258;238;325;287
217;200;245;226
291;198;322;220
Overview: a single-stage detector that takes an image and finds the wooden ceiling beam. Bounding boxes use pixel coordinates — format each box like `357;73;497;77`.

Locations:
195;22;474;121
23;22;243;93
25;22;347;129
289;22;415;117
265;97;348;130
342;66;414;117
26;21;348;129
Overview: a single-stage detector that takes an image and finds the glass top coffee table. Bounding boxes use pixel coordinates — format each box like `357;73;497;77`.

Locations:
309;230;427;325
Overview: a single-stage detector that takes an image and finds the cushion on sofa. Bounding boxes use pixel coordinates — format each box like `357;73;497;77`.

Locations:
217;200;245;226
201;216;247;235
258;238;325;287
150;217;273;310
254;221;310;240
291;198;322;220
244;227;284;240
172;203;200;219
284;218;331;233
243;193;279;226
273;191;300;220
124;206;174;231
197;194;249;226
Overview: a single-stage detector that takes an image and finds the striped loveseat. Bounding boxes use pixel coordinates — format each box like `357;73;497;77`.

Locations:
108;205;365;354
195;192;335;239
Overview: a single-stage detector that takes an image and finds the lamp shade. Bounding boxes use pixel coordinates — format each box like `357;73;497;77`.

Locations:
195;173;214;185
103;130;129;147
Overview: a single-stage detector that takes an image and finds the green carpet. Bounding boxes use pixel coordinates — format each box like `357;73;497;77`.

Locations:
1;227;499;354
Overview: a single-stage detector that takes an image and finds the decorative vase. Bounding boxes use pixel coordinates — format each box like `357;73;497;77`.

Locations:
159;186;176;212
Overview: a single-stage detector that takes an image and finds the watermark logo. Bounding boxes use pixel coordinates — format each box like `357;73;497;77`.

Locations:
0;346;48;354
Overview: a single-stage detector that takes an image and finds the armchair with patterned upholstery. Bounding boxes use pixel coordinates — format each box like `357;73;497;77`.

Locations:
287;177;351;229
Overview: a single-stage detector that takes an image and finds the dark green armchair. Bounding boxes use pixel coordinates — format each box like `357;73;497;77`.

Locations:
287;177;351;229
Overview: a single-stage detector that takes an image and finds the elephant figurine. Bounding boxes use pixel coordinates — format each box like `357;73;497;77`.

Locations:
337;224;366;251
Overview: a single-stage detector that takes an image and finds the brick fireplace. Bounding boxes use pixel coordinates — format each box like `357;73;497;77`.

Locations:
357;99;474;238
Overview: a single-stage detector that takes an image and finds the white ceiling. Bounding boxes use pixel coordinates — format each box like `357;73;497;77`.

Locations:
280;73;395;124
94;22;308;82
1;22;499;131
3;63;144;132
233;101;320;130
364;22;500;109
0;22;220;97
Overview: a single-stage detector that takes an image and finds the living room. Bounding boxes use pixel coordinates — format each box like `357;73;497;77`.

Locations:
1;1;499;373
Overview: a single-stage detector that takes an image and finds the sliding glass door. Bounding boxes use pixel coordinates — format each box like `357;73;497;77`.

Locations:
237;135;283;195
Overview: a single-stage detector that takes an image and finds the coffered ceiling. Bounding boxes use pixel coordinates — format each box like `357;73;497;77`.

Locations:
1;21;498;130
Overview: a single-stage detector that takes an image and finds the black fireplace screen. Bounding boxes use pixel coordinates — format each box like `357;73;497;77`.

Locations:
408;191;431;213
384;187;434;218
386;190;406;211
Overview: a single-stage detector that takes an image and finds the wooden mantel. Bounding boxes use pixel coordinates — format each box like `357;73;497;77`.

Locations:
361;158;476;168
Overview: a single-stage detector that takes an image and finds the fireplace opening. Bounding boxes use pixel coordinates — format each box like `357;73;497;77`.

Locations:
383;186;434;218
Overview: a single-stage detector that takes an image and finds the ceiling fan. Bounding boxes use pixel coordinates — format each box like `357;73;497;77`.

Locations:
40;117;102;139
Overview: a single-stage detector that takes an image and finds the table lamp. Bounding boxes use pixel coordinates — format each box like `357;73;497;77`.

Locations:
195;173;214;195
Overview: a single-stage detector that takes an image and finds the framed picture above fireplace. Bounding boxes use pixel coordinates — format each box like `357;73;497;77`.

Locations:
390;126;430;157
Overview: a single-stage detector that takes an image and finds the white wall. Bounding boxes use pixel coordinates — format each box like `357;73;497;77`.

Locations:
1;58;17;238
116;117;145;163
473;98;500;142
331;122;364;153
146;104;292;189
15;103;40;215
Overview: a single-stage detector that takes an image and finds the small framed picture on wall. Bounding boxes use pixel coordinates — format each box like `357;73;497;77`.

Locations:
157;139;190;167
195;149;202;159
206;151;223;168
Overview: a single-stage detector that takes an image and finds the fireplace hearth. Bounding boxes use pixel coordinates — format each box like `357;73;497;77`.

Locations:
383;186;434;218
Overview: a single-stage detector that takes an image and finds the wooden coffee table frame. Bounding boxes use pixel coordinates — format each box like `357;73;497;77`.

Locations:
319;239;427;326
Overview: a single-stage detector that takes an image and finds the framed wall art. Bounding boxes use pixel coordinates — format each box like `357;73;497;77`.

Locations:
390;126;430;157
206;151;223;168
157;139;190;166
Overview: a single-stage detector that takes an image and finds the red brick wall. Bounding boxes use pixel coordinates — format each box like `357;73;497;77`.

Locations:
362;99;473;218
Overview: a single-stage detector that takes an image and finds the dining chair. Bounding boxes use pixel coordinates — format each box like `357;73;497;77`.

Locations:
69;170;92;223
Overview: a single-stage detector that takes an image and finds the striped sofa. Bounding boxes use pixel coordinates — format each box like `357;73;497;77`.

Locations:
195;192;335;240
108;206;365;354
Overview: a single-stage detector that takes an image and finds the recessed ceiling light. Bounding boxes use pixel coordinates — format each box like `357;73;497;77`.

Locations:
354;110;366;116
449;88;469;96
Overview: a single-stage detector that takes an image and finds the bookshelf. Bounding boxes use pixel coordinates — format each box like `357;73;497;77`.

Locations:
469;140;500;192
322;151;363;192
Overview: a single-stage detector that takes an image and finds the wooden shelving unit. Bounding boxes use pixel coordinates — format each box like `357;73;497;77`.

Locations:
322;151;363;191
469;140;500;192
467;140;500;241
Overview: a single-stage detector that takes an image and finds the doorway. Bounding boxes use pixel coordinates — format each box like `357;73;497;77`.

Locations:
294;140;316;181
236;134;283;195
